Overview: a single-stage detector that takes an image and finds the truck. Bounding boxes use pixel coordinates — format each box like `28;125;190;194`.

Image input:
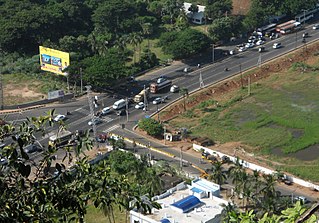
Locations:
134;88;149;103
150;79;172;93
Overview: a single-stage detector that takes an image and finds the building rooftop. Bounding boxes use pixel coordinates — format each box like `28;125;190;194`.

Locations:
130;181;228;223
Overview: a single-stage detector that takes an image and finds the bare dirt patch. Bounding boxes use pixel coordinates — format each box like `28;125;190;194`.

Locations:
232;0;251;15
4;83;46;105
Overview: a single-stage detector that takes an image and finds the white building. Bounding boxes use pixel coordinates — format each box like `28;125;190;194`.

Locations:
183;3;206;25
130;179;228;223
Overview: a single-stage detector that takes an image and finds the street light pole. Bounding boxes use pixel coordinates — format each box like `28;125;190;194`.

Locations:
212;44;215;63
80;68;83;94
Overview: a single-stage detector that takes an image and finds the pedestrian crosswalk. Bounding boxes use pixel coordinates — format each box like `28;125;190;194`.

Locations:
102;116;113;123
75;107;90;115
103;125;120;133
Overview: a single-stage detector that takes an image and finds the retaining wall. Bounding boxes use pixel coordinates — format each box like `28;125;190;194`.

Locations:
193;144;319;191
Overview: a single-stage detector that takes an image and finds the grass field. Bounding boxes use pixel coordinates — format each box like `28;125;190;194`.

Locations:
85;204;128;223
168;55;319;181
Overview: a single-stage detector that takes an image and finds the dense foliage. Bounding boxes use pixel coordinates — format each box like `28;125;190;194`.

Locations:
138;118;163;136
0;112;165;222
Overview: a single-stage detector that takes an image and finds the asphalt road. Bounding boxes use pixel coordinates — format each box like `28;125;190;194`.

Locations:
1;23;319;201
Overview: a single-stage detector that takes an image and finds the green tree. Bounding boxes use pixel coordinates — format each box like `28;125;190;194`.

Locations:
138;118;163;136
208;16;236;43
158;28;210;59
208;161;227;186
179;87;189;112
205;0;232;22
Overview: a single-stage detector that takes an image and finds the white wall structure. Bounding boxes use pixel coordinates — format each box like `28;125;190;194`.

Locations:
193;144;319;191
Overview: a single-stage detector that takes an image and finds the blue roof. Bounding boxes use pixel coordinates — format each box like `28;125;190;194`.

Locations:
171;195;202;213
191;187;203;193
160;219;171;223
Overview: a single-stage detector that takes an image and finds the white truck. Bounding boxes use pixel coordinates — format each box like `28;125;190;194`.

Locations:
134;88;149;103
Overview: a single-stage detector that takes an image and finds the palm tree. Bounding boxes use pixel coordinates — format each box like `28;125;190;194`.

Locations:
208;161;227;186
115;34;128;52
128;32;142;63
179;87;189;112
141;23;153;58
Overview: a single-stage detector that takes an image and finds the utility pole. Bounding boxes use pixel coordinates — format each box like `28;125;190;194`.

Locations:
248;77;251;96
257;52;262;68
80;68;83;94
180;147;183;170
199;71;204;88
164;126;166;145
86;86;97;143
148;142;152;163
239;63;243;88
143;84;148;112
126;97;129;122
212;44;215;63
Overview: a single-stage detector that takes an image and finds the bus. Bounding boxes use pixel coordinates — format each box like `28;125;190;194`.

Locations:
48;130;73;147
276;20;296;32
257;23;277;36
150;79;172;93
280;22;301;34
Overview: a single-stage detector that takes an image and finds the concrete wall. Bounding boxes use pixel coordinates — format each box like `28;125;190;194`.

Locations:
193;144;319;191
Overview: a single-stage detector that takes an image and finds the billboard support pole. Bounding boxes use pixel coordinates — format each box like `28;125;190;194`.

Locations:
66;75;70;93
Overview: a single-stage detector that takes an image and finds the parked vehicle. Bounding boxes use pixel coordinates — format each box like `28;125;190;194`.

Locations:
134;88;149;103
238;47;246;52
256;40;264;45
112;99;126;110
201;152;218;163
245;42;255;48
150;79;172;93
96;133;108;143
170;85;179;93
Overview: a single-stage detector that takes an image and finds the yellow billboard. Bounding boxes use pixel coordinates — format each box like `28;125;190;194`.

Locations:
39;46;70;75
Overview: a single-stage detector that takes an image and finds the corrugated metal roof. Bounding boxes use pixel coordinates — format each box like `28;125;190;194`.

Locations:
171;195;202;213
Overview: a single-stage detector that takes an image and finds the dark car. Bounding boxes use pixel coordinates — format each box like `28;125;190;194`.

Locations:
23;144;43;154
116;110;126;116
96;133;108;143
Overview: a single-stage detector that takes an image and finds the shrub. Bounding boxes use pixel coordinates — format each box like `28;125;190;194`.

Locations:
138;118;163;136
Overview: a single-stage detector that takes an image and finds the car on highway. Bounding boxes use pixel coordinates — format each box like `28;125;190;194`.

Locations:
170;85;179;93
101;107;111;115
23;144;43;154
135;102;144;109
54;114;66;122
256;40;264;46
313;24;319;30
259;46;265;52
153;97;162;105
302;32;309;38
88;118;102;126
238;47;246;52
157;77;167;84
245;42;255;48
273;42;282;49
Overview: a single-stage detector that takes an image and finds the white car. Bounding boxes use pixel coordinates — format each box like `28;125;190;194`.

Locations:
54;114;66;122
256;40;264;46
238;47;246;52
153;97;162;105
157;77;166;84
101;107;111;115
273;42;282;49
170;85;179;93
245;42;254;48
135;102;144;109
313;24;319;30
88;118;102;126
